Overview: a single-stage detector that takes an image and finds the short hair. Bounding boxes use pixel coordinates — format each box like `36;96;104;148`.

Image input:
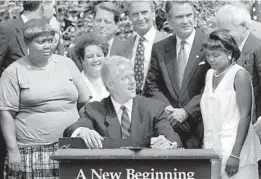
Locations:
202;29;241;61
94;2;120;24
101;56;132;90
126;1;155;14
23;18;55;45
216;4;251;30
23;1;42;12
73;32;109;62
165;1;194;19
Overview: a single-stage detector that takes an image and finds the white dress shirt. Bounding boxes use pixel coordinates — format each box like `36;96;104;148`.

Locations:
82;72;109;102
176;29;196;67
21;14;28;23
111;97;133;124
239;32;250;52
107;37;114;57
131;27;156;89
71;97;133;137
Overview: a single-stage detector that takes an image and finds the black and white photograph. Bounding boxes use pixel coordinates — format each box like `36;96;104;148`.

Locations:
0;1;261;179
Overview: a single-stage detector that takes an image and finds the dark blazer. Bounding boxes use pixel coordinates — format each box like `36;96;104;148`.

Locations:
63;96;182;147
0;16;27;76
68;36;132;71
144;30;210;148
237;33;261;120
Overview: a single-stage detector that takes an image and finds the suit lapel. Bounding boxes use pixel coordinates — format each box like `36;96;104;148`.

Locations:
237;34;254;67
164;35;180;96
130;97;144;141
15;17;27;56
180;30;205;96
104;97;122;138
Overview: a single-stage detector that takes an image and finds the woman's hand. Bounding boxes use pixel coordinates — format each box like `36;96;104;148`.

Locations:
225;156;240;177
8;148;21;167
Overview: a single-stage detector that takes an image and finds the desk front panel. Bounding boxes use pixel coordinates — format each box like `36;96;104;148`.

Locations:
59;159;211;179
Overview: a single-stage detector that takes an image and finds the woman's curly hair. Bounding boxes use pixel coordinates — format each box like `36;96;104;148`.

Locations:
73;32;109;62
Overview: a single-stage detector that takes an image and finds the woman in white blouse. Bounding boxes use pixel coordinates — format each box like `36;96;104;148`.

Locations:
74;32;109;101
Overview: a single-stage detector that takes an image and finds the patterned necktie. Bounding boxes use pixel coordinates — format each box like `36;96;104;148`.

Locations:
177;40;187;88
120;106;131;139
134;36;145;95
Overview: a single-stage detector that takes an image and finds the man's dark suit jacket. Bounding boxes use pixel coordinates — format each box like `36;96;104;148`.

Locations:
0;16;27;76
144;30;210;148
68;36;132;71
63;96;182;147
237;33;261;120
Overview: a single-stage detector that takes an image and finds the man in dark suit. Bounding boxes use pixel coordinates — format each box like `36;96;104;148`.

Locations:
144;1;210;149
0;1;55;177
68;2;129;71
216;4;261;120
63;56;182;149
119;2;169;95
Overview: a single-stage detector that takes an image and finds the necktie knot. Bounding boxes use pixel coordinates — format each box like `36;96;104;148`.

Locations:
120;105;127;111
180;40;186;47
139;36;145;42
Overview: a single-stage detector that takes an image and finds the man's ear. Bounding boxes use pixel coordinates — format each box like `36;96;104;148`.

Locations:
107;80;113;90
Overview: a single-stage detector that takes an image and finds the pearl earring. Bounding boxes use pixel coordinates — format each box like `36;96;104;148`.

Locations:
228;56;232;60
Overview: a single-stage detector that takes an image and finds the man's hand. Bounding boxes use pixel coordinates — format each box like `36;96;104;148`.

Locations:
79;128;104;149
165;106;190;131
150;135;171;149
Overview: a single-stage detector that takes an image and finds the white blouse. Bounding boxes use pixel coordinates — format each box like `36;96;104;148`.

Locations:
82;72;109;102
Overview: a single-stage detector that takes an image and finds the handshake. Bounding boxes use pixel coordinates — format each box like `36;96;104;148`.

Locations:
78;128;177;149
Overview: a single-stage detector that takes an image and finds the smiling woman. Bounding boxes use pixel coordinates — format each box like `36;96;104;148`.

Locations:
0;18;91;178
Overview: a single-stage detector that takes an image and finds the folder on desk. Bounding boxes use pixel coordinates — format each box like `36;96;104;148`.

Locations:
59;137;140;149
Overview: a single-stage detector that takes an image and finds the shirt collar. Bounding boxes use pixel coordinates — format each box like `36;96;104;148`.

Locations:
21;14;28;23
176;29;196;46
108;37;114;48
136;26;156;43
111;96;133;114
239;32;250;51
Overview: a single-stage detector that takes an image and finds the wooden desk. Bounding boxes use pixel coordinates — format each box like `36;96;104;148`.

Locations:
51;149;220;179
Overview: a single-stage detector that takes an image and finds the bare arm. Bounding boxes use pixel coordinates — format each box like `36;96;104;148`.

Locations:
0;110;21;165
225;69;252;177
232;70;252;156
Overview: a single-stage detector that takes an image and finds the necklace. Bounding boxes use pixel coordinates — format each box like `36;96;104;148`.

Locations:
214;63;234;77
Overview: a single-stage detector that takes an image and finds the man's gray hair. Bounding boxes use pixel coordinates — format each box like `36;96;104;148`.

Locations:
125;1;155;14
216;4;251;30
101;56;132;90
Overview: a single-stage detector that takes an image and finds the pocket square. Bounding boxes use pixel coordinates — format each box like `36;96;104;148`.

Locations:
198;61;206;65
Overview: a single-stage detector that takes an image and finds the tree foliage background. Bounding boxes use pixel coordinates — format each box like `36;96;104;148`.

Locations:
0;1;257;51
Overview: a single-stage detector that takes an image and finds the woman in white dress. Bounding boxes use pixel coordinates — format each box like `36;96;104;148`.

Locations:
201;29;261;179
74;32;110;102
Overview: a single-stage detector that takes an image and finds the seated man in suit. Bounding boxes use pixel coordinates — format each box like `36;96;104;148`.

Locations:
63;56;182;149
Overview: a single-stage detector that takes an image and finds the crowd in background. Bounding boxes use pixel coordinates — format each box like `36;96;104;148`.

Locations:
0;1;261;179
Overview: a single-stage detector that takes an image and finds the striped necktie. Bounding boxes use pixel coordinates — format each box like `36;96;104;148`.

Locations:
134;36;145;95
120;106;131;139
177;40;187;88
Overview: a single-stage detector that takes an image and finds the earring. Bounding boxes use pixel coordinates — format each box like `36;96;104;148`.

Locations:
228;56;232;60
